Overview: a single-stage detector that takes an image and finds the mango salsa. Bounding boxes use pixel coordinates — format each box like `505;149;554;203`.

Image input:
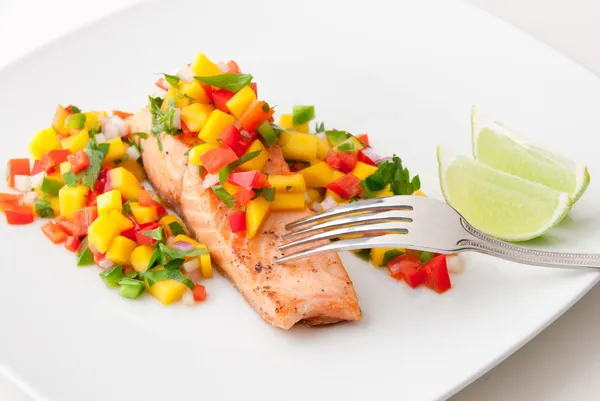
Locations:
179;81;210;104
104;138;128;162
97;190;122;216
181;103;214;133
226;86;256;119
198;110;235;143
246;197;270;239
130;202;158;225
270;192;306;211
108;167;140;201
130;245;154;273
280;131;318;161
268;174;306;193
106;236;137;265
188;143;218;166
87;214;121;253
29;128;62;160
171;235;212;279
58;185;89;219
300;161;336;187
238;140;269;171
192;52;222;76
279;114;309;133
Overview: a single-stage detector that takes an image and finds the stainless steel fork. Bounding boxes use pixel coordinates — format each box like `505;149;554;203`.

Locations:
276;195;600;269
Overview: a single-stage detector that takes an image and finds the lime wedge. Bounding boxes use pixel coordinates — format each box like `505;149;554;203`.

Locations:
438;146;572;241
471;106;590;202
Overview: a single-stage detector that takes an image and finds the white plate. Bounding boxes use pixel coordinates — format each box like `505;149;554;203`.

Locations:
1;0;599;400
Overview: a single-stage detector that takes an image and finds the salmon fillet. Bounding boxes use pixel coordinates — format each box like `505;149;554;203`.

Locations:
130;108;361;329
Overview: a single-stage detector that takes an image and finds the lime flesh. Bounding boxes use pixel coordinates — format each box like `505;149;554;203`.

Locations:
438;146;572;241
471;106;589;202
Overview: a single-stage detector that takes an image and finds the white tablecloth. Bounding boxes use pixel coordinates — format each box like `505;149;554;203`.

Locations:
1;0;599;399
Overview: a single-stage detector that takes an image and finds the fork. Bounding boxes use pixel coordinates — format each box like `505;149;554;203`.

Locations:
276;195;600;269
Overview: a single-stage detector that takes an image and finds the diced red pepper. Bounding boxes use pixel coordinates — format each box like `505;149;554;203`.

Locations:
228;171;270;190
325;151;358;173
200;84;214;102
250;82;258;97
94;169;111;194
67;150;89;174
356;133;370;146
239;101;274;133
325;173;362;199
86;191;98;207
181;120;194;136
219;125;248;157
41;221;68;244
423;255;451;294
228;210;247;233
92;249;106;265
199;145;239;174
192;284;207;302
357;150;378;167
138;189;154;207
212;89;235;113
388;254;426;288
5;204;34;225
64;236;81;253
232;188;254;206
155;78;169;91
41;149;70;173
121;216;139;241
54;215;74;236
73;206;98;238
0;193;22;211
6;159;31;187
135;222;161;246
226;60;241;73
113;110;133;120
31;160;45;175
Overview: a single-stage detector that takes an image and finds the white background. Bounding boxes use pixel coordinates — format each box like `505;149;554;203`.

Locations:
1;0;599;400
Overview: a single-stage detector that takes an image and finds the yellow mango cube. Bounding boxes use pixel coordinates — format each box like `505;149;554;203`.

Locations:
58;185;89;219
106;236;137;265
131;245;154;272
192;53;223;77
120;159;145;182
181;103;214;133
48;171;65;184
268;174;306;193
306;188;323;203
146;276;188;305
413;189;427;197
104;139;127;162
378;184;394;198
371;248;406;267
160;214;188;237
317;138;331;160
97;190;122;216
108;167;140;201
198;110;235;144
246;197;271;239
179;81;210;104
130;202;158;225
60;129;89;153
279;114;309;133
87;214;121;253
170;235;212;278
160;87;178;112
108;209;134;232
84;112;99;131
188;143;218;165
351;162;378;180
335;136;365;152
300;161;336;187
222;180;242;195
238;140;269;171
280;131;318;161
29;128;62;160
59;161;71;176
270;192;306;211
225;86;256;119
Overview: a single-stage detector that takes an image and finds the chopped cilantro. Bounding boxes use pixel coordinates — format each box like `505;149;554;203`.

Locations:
62;171;84;187
254;187;275;201
354;249;371;262
315;121;326;133
99;265;124;288
81;141;109;190
145;259;194;290
211;185;237;208
140;226;165;242
325;130;349;146
292;105;315;126
168;221;186;236
162;73;180;88
337;142;355;152
360;155;420;198
122;200;133;216
34;197;54;218
194;73;253;93
218;150;261;183
158;243;210;259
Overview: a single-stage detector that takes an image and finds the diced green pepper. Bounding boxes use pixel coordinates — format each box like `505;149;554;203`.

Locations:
419;251;435;264
257;121;280;146
40;177;64;196
65;113;87;129
118;278;145;299
325;130;349;146
292;105;315;126
99;265;123;288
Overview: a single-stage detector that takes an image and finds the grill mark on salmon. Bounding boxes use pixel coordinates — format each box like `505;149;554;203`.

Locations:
130;108;361;329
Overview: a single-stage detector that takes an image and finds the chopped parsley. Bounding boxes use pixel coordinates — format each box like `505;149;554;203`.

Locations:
360;155;420;198
81;141;109;190
34;197;54;218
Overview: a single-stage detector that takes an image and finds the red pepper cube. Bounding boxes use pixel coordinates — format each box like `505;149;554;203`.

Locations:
73;206;98;238
6;158;31;187
192;284;207;302
199;145;239;174
212;89;235;113
325;151;358;174
228;210;247;233
41;221;68;244
64;236;81;253
423;255;452;294
325;173;362;199
5;205;34;225
388;254;426;288
68;150;90;174
232;189;255;206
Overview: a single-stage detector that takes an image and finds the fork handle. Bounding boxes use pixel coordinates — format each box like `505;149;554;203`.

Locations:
460;221;600;269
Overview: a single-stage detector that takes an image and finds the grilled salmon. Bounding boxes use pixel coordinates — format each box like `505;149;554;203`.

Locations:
129;108;361;329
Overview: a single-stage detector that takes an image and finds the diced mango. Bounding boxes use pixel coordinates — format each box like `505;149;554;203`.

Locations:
109;167;140;201
58;185;89;218
171;235;212;278
270;192;306;211
188;143;219;165
300;161;336;187
268;174;306;193
97;190;122;216
104;138;128;162
29;128;62;160
306;188;323;203
147;277;188;305
52;105;70;136
325;189;344;204
371;248;406;268
160;214;188;237
84;112;99;131
48;171;65;184
179;81;210;104
225;86;256;119
108;209;134;232
413;189;427;197
131;245;154;272
280;131;318;161
317;138;331;160
87;214;121;253
130;202;158;225
335;136;365;152
181;103;214;132
161;87;178;112
48;196;60;216
106;236;137;265
246;197;270;239
378;184;394;197
238;140;269;171
198;110;235;143
222;180;242;195
192;53;223;77
351;162;378;180
279;114;309;133
60;129;89;153
120;159;145;182
59;161;71;176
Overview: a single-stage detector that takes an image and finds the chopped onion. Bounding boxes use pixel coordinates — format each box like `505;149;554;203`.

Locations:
181;289;195;306
315;132;327;141
102;116;129;140
177;65;195;82
94;133;108;144
310;202;322;213
126;146;140;161
187;268;203;284
172;108;181;130
13;175;32;193
183;258;200;273
171;241;194;252
202;173;220;188
30;171;45;188
216;61;228;72
97;259;114;270
321;196;338;211
360;147;382;163
446;255;465;274
22;191;37;205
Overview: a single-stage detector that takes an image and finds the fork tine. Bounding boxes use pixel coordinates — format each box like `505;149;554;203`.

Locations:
285;196;414;230
282;210;413;241
280;222;408;251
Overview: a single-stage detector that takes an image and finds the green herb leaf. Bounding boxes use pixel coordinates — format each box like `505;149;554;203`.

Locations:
315;121;326;133
34;197;54;218
65;113;86;129
140;226;165;242
337;142;355;152
122;200;133;216
118;278;145;299
158;243;210;260
168;221;186;236
325;130;349;146
211;185;237;208
257;121;281;146
162;73;180;88
381;249;405;267
81;142;109;190
89;121;101;137
354;249;371;262
147;246;163;271
148;96;178;148
194;73;253;93
261;187;275;201
292;105;315;126
218;150;261;184
418;251;435;264
62;171;84;187
144;265;194;290
99;265;124;288
68;105;82;114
